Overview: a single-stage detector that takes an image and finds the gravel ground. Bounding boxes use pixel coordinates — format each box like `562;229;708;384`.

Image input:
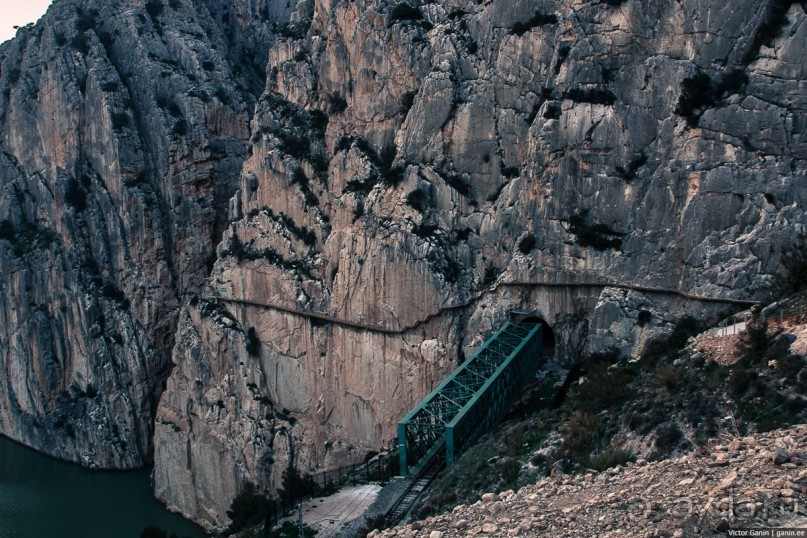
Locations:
337;477;411;538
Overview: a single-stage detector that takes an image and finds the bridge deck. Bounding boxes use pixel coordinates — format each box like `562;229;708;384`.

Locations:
398;321;544;476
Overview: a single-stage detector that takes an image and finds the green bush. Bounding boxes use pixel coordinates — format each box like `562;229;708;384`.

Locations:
277;467;317;504
779;232;807;294
716;69;749;97
501;165;520;178
562;410;601;456
75;9;98;33
0;220;14;241
676;72;713;127
111;112;129;130
71;33;89;54
443;172;470;196
8;224;56;257
737;318;770;363
400;91;416;114
344;176;378;196
328;93;347;113
566;210;624;251
482;266;499;287
565;88;616;105
654;423;683;453
65;178;87;211
101;282;130;308
172;120;187;135
642;315;701;365
655;364;683;392
554;44;571;75
378;145;405;186
226;482;272;535
586;447;634;471
246;327;261;357
356;514;388;538
270;521;317;538
518;234;537;254
511;11;558;36
573;358;635;411
145;0;164;18
543;102;561;119
728;365;755;398
676;69;748;127
406;188;427;211
615;153;647;181
389;3;424;26
497;457;522;486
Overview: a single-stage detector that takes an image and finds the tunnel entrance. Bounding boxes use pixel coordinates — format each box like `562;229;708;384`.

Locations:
511;310;556;361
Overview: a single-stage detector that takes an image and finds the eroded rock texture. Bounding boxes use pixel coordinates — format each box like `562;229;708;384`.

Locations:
1;0;805;529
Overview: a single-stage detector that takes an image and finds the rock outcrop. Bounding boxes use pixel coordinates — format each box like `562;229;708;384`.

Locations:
0;0;806;530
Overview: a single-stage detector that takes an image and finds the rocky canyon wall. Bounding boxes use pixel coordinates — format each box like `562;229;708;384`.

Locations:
0;0;805;530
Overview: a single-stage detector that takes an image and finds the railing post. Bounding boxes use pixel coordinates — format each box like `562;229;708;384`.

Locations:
398;422;408;477
445;426;455;466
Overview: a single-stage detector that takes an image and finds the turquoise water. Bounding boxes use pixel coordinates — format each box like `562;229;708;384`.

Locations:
0;435;208;538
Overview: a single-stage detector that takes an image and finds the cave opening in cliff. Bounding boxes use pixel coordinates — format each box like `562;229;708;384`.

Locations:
510;308;556;360
520;315;556;361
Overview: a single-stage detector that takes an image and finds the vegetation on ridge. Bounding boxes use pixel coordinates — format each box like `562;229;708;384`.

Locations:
414;308;806;520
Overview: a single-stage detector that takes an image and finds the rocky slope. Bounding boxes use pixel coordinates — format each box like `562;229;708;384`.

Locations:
0;0;806;530
370;425;807;537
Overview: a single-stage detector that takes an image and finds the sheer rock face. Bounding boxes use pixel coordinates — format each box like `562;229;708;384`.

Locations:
0;0;265;467
1;0;806;530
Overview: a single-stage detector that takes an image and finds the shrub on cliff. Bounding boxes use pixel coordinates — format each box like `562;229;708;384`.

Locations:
406;188;427;211
65;178;87;211
0;220;15;241
226;482;273;535
511;11;558;35
566;210;624;251
518;234;537;254
565;87;616;105
145;0;164;19
562;410;601;457
654;422;683;454
389;3;424;26
677;68;748;127
246;327;261;357
779;232;807;294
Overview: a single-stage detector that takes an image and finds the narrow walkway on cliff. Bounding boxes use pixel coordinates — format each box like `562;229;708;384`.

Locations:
203;279;758;336
384;315;548;526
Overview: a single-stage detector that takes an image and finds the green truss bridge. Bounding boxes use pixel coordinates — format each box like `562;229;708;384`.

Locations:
397;317;547;479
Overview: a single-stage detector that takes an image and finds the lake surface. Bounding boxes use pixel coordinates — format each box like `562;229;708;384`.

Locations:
0;435;209;538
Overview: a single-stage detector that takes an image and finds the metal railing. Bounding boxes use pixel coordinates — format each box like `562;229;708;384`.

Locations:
714;301;805;337
263;451;399;532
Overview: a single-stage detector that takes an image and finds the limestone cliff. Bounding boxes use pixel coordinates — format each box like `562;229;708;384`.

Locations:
0;0;267;467
0;0;805;530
